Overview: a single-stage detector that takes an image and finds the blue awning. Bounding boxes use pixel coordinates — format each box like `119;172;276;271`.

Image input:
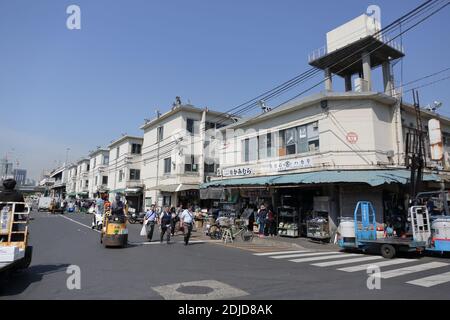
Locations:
201;170;442;188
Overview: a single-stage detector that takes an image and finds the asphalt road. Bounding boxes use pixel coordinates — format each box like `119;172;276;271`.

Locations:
1;211;450;300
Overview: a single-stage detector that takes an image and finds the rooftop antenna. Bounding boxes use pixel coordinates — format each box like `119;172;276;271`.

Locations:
426;101;443;113
155;109;161;118
259;100;272;113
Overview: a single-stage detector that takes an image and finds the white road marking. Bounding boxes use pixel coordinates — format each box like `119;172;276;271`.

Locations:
407;271;450;288
152;280;249;300
290;254;361;263
271;251;342;259
380;262;449;279
129;240;216;246
338;258;417;272
59;215;100;233
312;256;383;267
253;250;310;256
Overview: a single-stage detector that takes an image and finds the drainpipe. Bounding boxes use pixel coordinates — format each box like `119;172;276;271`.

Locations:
199;109;207;184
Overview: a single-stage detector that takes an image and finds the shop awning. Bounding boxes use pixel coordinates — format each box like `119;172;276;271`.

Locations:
149;184;199;193
125;188;143;195
201;169;442;188
200;187;224;200
67;192;77;197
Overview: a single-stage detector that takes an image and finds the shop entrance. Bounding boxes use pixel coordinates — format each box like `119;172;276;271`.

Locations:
126;195;143;213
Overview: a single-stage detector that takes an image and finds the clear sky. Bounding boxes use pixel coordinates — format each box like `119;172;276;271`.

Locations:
0;0;449;180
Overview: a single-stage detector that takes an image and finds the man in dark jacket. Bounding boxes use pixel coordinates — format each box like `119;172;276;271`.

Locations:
0;179;25;212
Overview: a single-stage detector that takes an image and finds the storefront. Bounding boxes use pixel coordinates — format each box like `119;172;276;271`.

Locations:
124;187;144;213
201;169;445;240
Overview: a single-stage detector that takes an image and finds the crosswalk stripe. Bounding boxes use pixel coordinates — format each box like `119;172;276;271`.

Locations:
290;253;361;263
338;259;417;272
271;251;342;259
406;271;450;288
312;256;383;267
380;262;449;279
254;250;310;256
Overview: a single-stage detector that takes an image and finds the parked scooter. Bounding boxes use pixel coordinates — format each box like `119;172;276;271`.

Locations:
92;212;103;230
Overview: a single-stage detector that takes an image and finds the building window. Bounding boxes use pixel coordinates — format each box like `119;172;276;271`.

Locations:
102;176;108;185
278;122;319;156
118;170;124;182
185;155;198;172
187;119;195;135
204;162;216;174
116;147;120;159
85;180;89;188
93;158;97;168
164;158;171;174
242;137;257;163
163;196;171;206
86;164;90;172
258;133;274;160
103;156;109;165
129;169;140;180
95;176;98;186
131;143;142;154
157;126;164;142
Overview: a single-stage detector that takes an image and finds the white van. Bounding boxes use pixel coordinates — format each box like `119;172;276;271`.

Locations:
38;197;53;212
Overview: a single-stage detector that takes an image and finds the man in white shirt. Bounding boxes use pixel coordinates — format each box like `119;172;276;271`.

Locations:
180;206;194;246
144;204;158;242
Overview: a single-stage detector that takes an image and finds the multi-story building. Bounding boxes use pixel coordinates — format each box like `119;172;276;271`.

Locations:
107;136;144;212
13;169;27;186
75;158;90;198
49;165;68;199
140;102;235;209
201;13;450;238
66;164;78;198
88;149;110;198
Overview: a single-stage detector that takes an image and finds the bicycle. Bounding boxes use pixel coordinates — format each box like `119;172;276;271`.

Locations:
221;219;254;243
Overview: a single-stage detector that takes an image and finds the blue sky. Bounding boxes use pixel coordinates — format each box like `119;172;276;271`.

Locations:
0;0;449;180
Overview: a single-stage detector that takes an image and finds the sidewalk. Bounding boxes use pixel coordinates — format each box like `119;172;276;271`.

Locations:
190;228;341;251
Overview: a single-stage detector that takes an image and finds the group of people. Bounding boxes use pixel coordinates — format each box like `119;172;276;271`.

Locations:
144;205;195;245
242;203;277;237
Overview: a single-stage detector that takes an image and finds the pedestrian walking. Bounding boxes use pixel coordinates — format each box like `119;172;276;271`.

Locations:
159;206;172;244
170;207;179;236
266;208;276;237
144;204;158;242
180;206;194;246
257;204;267;237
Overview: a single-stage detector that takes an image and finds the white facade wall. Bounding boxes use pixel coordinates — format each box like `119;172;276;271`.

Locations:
66;165;78;196
75;159;90;196
219;96;399;176
107;137;143;201
88;150;110;198
141;106;232;208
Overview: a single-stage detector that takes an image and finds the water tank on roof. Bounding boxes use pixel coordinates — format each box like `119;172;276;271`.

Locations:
326;14;381;53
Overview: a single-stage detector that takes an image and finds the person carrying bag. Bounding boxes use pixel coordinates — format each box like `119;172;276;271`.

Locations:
144;205;158;242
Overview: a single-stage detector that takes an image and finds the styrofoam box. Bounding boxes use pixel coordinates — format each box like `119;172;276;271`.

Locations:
0;246;23;262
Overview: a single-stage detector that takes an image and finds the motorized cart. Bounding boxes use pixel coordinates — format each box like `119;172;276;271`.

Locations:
0;202;32;274
100;211;128;248
339;201;431;259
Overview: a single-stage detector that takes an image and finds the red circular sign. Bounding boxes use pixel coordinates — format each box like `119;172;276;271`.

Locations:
346;132;358;144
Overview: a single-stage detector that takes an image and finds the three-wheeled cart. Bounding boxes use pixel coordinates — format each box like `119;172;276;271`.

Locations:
339;201;431;259
0;202;33;275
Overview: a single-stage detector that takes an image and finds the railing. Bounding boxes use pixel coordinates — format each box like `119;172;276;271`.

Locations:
308;34;405;63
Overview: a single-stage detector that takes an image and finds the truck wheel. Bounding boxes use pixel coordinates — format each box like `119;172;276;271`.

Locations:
16;246;33;270
381;244;396;259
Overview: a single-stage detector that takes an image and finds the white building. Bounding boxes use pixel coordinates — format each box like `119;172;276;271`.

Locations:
75;158;90;198
88;149;110;198
49;165;68;199
107;135;144;212
66;164;78;198
140;103;235;209
201;13;450;238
